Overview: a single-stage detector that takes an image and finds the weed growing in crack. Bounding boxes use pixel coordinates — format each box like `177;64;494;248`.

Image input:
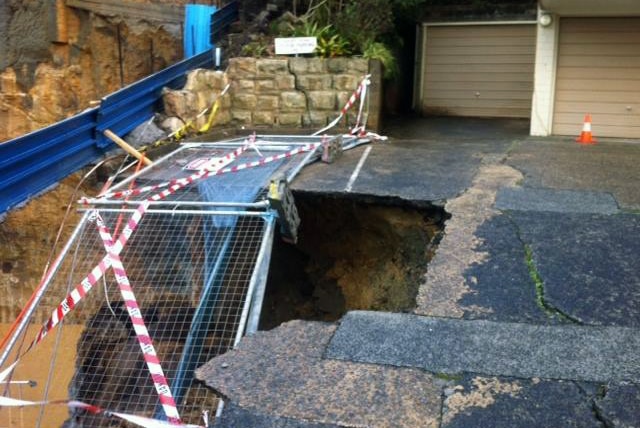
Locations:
524;244;581;324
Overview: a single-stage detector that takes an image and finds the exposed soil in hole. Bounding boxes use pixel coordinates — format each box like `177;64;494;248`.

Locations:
260;193;447;329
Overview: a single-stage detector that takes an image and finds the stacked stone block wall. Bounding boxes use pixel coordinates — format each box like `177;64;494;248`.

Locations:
162;57;382;133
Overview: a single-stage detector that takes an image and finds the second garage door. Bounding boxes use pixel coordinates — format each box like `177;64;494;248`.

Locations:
553;18;640;139
419;23;536;118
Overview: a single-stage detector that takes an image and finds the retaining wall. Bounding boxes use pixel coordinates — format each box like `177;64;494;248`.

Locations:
163;57;383;133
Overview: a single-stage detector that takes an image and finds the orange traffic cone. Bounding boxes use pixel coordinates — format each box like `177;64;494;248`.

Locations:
576;114;596;144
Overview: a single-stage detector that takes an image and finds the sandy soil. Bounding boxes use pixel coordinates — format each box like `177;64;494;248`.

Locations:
0;323;83;428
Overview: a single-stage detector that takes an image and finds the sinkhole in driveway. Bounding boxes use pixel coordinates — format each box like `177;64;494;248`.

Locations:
259;192;448;329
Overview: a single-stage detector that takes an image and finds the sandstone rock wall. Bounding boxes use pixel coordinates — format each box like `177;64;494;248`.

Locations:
163;57;382;132
0;1;183;142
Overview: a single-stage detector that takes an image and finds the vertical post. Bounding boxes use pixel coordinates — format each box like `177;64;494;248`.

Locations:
236;215;276;339
116;22;124;87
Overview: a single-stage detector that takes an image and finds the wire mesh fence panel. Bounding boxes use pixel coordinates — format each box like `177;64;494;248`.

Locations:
0;136;326;427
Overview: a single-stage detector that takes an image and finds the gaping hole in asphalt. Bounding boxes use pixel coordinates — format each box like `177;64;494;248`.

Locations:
259;192;448;329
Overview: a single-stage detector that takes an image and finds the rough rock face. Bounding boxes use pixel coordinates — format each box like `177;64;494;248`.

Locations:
0;2;183;142
0;171;100;322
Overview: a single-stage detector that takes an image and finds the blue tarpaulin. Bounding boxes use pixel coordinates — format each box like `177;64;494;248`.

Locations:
184;4;217;58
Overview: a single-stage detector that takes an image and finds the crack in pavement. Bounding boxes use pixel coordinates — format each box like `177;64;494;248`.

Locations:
415;158;522;317
505;213;582;325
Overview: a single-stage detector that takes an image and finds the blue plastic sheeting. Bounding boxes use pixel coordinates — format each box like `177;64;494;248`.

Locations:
184;4;217;58
198;156;285;227
167;158;285;410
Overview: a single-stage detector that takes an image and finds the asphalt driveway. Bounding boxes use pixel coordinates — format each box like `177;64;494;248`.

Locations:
199;116;640;428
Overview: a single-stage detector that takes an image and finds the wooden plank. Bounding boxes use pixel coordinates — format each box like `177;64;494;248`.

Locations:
66;0;184;22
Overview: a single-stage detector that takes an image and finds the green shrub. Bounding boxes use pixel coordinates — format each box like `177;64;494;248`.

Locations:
363;41;399;79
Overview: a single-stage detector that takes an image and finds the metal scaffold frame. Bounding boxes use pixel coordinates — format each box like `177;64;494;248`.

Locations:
0;135;347;427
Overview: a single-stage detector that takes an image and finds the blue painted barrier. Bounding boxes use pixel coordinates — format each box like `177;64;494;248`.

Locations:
0;49;214;216
95;49;214;148
0;108;100;215
184;4;217;58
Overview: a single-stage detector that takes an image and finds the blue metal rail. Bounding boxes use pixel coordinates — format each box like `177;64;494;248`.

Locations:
0;49;214;216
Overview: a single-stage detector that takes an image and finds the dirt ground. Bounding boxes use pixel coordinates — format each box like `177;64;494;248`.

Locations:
0;323;83;428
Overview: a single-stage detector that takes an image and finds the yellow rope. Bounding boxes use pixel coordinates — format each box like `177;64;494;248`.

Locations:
137;83;231;153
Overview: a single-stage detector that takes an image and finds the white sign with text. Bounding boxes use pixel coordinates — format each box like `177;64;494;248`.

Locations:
275;37;317;55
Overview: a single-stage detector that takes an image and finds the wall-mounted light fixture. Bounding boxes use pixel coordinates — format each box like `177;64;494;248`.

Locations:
539;12;553;27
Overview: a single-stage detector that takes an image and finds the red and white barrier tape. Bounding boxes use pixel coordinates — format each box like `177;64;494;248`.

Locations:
28;201;149;352
94;143;249;201
25;142;249;354
0;146;254;425
0;396;204;428
92;142;321;202
313;74;371;136
93;211;181;424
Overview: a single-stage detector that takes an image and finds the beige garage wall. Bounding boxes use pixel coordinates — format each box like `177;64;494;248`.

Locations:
553;18;640;138
419;23;536;118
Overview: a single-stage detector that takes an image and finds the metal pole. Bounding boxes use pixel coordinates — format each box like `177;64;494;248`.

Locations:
83;199;270;209
233;215;275;342
78;208;267;216
0;211;90;368
286;143;321;183
245;216;276;334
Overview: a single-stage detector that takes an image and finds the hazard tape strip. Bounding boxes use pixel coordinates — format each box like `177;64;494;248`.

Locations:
26;201;149;352
25;144;245;354
94;141;320;202
95;143;249;201
313;74;371;136
0;146;247;424
94;211;181;424
0;396;204;428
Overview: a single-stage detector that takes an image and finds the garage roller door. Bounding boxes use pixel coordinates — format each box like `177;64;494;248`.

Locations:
554;18;640;139
420;24;535;118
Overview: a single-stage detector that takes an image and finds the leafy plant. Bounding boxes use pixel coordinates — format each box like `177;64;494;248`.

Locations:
241;40;271;58
316;33;351;57
363;41;398;79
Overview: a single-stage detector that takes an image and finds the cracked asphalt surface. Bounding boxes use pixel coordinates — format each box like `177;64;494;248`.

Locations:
198;117;640;427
